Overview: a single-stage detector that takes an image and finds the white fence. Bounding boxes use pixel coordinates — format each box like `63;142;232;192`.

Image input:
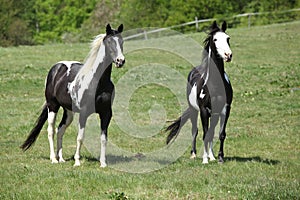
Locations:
124;8;300;41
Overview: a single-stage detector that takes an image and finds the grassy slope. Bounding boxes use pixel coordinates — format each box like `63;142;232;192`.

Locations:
0;21;299;199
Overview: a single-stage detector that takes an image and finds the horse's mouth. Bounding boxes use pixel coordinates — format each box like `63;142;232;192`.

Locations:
114;58;125;68
225;58;232;62
115;60;125;68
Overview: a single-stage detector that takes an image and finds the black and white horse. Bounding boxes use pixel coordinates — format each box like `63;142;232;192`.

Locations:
21;24;125;167
166;21;233;164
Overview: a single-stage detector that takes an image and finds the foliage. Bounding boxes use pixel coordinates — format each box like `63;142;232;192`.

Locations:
0;0;35;46
0;0;299;46
33;0;97;44
80;0;122;41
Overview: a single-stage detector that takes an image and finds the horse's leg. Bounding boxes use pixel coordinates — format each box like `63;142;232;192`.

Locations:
56;109;73;162
200;108;209;163
190;108;198;159
99;108;112;168
206;114;219;161
218;104;231;163
47;110;58;163
74;114;87;166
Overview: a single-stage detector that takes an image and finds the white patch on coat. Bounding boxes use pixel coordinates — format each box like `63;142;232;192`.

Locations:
203;47;211;86
224;72;230;84
221;104;229;115
57;61;81;76
199;89;206;99
189;83;200;111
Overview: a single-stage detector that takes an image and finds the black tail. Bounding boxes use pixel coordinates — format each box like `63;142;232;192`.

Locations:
165;108;190;144
20;104;48;151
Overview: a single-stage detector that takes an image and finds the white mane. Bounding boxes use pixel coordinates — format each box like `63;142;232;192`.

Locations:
78;34;106;78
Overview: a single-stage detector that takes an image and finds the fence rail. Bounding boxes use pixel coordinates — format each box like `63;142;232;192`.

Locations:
124;8;300;41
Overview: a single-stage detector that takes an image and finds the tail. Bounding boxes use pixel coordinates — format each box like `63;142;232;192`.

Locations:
165;108;190;144
20;103;48;151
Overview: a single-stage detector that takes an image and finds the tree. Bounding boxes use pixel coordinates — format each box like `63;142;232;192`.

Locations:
0;0;35;46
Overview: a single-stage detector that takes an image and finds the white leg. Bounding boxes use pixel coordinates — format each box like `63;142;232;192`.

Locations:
57;110;73;162
208;141;216;161
74;126;84;166
47;111;58;163
100;132;107;168
202;140;209;164
203;115;218;163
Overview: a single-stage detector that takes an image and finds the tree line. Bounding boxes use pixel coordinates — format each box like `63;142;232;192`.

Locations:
1;0;299;46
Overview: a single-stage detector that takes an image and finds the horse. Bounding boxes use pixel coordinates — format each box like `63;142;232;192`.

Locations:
166;21;233;164
20;24;125;167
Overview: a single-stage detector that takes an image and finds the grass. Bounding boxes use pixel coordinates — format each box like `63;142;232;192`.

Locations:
1;21;300;199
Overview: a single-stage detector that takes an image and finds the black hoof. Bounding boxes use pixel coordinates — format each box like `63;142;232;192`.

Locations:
218;156;225;164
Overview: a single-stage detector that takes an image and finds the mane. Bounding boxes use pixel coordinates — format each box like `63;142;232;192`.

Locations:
79;34;106;76
196;25;223;82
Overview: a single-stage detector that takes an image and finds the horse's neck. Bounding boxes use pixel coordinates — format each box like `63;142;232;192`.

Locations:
77;44;110;85
69;44;112;108
209;48;224;74
200;47;225;86
98;63;112;85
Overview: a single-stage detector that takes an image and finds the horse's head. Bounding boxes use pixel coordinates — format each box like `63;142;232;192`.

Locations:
209;21;232;62
104;24;125;67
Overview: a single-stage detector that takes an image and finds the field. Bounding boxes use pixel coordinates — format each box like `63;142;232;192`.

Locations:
1;21;300;199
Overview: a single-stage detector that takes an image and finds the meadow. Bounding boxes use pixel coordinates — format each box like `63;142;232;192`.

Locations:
1;21;299;199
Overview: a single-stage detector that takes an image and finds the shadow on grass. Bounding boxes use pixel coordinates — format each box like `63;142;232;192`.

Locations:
226;156;280;165
40;155;279;166
82;154;172;166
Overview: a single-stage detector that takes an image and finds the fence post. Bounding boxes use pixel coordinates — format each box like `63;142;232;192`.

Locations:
248;14;251;28
195;16;199;31
144;30;148;40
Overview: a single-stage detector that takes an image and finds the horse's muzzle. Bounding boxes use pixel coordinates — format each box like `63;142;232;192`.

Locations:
224;53;232;62
115;58;125;67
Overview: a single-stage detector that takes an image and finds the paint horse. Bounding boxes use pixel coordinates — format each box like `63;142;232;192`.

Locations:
21;24;125;167
166;21;233;164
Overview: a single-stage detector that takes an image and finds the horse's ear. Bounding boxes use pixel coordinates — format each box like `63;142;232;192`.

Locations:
106;24;112;34
221;21;227;32
118;24;123;33
211;20;218;30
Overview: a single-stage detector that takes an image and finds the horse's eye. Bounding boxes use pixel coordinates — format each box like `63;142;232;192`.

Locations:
213;38;217;42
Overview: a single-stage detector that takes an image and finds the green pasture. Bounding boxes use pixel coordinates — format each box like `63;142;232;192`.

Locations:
1;21;299;199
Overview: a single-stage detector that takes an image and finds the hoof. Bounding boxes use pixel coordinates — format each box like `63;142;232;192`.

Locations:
218;157;225;164
100;163;107;168
190;152;197;159
59;158;66;163
209;156;216;161
51;158;59;164
202;157;209;164
74;160;81;167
